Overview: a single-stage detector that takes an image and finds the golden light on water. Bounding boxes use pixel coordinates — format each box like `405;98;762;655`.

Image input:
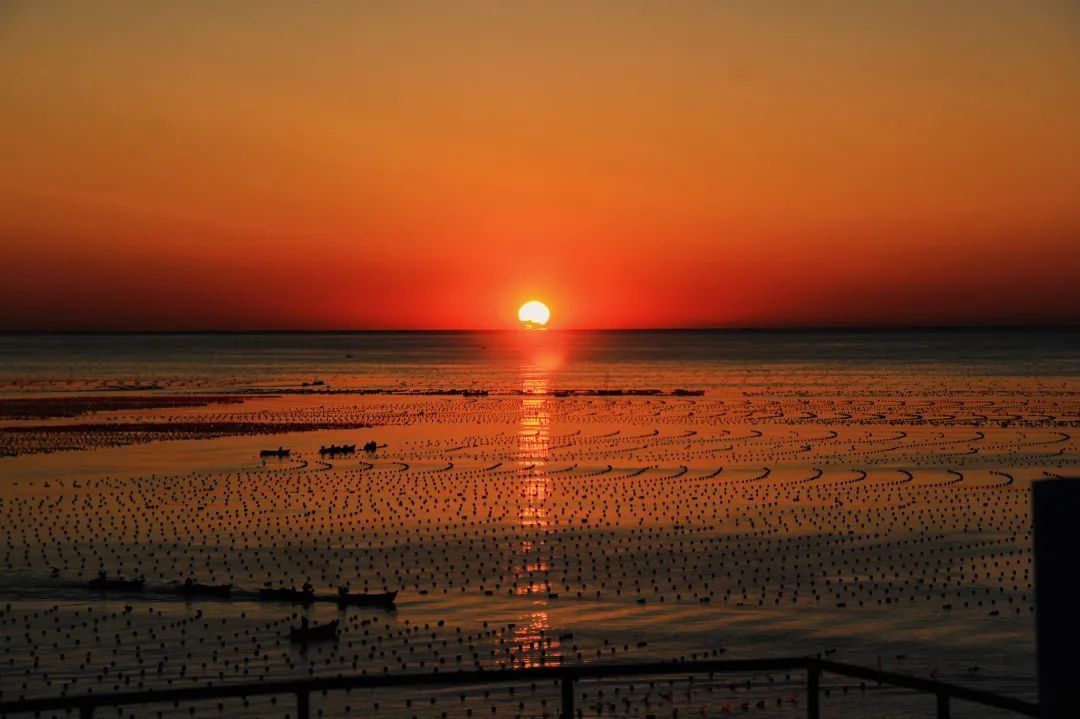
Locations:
518;301;550;329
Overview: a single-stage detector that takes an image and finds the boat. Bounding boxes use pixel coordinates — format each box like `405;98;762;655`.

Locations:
337;589;397;607
289;619;338;643
258;587;315;604
260;447;290;458
319;444;356;456
168;581;232;598
88;576;145;591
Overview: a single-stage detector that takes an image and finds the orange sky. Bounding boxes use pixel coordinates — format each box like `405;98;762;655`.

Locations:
2;1;1079;330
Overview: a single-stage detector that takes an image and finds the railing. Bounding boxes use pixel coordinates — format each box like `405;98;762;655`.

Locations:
0;656;1039;719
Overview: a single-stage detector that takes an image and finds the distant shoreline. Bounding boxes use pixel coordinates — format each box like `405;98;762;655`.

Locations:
1;325;1078;336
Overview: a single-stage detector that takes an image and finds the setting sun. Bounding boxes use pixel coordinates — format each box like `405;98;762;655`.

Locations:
518;301;551;329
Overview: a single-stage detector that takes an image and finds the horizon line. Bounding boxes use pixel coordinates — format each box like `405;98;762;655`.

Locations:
2;323;1078;335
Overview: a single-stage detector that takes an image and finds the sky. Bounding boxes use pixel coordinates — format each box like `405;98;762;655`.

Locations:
1;0;1079;330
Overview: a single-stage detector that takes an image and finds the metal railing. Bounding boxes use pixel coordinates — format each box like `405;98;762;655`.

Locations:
0;656;1039;718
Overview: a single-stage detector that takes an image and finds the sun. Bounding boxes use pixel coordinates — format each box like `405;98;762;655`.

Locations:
518;300;550;329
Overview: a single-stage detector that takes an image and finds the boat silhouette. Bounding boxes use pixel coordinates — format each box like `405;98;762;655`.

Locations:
319;444;356;456
168;580;232;598
88;574;144;592
289;618;338;643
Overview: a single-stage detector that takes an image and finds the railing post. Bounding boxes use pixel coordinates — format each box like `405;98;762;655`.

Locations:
807;661;820;719
1034;478;1080;719
936;691;951;719
560;670;575;719
297;689;310;719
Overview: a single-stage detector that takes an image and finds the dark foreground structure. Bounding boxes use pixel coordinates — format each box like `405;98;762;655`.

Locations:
1033;478;1080;719
0;479;1074;719
0;655;1042;719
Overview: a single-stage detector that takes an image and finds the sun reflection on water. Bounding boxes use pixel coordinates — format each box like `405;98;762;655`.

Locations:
514;355;556;605
518;359;551;529
510;611;561;668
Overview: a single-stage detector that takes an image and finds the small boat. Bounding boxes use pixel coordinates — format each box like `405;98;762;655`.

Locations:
260;447;290;458
88;576;145;591
169;581;232;598
319;444;356;456
258;587;315;604
290;619;338;642
337;589;397;607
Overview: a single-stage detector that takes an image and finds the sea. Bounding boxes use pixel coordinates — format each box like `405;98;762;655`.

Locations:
0;329;1077;718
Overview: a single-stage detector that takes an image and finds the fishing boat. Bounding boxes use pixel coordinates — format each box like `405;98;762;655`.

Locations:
289;619;338;643
88;575;145;591
336;589;397;607
258;587;315;604
319;444;356;456
168;581;232;598
259;447;290;458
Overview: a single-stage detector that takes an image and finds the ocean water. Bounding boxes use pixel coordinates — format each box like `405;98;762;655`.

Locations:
0;330;1077;718
1;329;1077;391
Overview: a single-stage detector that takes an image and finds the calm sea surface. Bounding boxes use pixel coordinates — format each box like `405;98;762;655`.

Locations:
1;330;1076;391
0;330;1077;719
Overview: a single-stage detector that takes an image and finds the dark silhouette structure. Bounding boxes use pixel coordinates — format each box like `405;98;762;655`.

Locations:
1033;478;1080;719
0;657;1040;718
